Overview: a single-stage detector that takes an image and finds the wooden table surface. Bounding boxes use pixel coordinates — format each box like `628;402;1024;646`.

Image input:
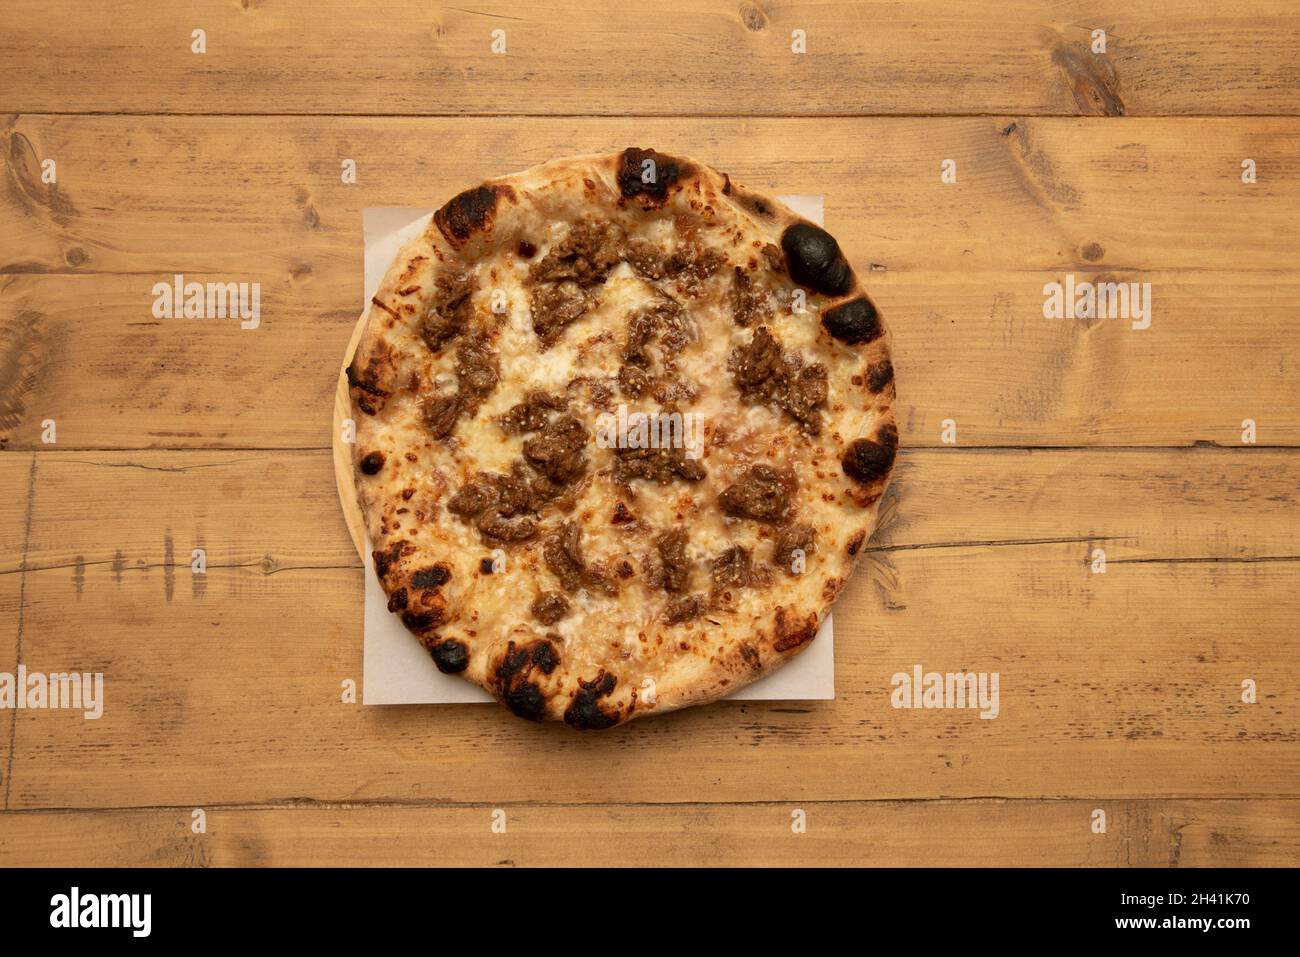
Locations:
1;1;1298;867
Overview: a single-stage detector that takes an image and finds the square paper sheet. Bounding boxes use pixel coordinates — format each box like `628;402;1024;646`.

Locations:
362;196;834;704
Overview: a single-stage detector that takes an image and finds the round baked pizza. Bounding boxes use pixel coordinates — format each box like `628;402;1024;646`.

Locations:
347;147;897;729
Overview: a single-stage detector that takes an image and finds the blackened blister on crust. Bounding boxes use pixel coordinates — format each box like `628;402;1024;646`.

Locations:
372;540;411;579
401;608;443;632
564;671;618;730
347;358;390;415
495;638;562;720
781;223;853;296
434;184;514;247
505;683;547;720
531;639;560;675
867;358;894;393
359;451;385;475
430;638;469;674
821;296;882;345
842;423;899;485
617;147;687;206
412;564;451;590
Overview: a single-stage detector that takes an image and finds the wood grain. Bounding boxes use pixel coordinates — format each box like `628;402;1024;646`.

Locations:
6;115;1297;275
3;2;1298;117
3;4;1298;867
2;449;1296;810
2;799;1296;867
3;115;1299;449
0;454;34;807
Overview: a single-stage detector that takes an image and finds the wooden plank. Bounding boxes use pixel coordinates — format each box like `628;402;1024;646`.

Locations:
3;269;1297;450
8;446;1300;577
4;448;1297;809
0;455;34;807
1;799;1295;867
3;115;1299;449
3;2;1298;116
6;115;1298;276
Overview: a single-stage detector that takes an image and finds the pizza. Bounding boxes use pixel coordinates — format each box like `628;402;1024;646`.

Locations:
347;147;897;729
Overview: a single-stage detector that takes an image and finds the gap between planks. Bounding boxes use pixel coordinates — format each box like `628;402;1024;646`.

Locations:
4;795;1299;816
14;112;1300;119
5;445;1300;455
3;454;38;811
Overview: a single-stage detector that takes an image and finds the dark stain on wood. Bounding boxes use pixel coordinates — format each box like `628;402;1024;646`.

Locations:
5;129;79;227
0;309;48;434
295;187;322;231
164;535;175;602
739;2;768;32
1002;119;1081;207
1052;42;1125;117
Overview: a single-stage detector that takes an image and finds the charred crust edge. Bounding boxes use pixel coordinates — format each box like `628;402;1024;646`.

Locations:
411;564;452;590
866;358;894;393
821;296;882;346
347;356;391;415
430;638;469;674
495;639;561;720
616;147;691;207
842;422;899;485
564;671;618;730
434;183;515;247
781;222;854;297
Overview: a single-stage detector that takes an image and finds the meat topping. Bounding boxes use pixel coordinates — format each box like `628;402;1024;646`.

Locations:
718;464;796;524
421;392;461;439
663;593;708;625
761;242;786;273
530;220;625;287
624;239;727;296
540;522;623;597
476;513;539;543
530;282;591;349
523;414;589;484
447;468;544;544
531;591;570;626
730;265;774;327
454;336;500;416
729;326;828;434
420;271;476;351
637;300;692;365
500;391;566;434
710;545;771;598
730;324;784;391
613;443;707;485
655;529;691;593
419;335;499;439
543;521;586;593
617;363;651;399
772;523;816;574
446;476;497;517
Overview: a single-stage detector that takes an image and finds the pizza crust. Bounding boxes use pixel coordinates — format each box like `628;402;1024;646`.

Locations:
346;148;897;728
